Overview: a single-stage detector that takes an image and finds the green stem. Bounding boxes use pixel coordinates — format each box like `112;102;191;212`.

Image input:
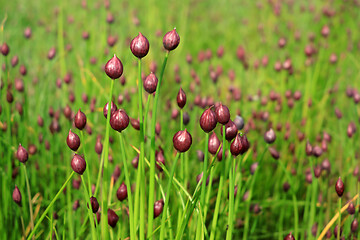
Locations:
337;198;341;240
277;158;298;239
180;109;184;184
22;164;34;239
137;58;146;240
209;175;224;240
80;131;92;195
196;132;210;240
119;133;135;240
226;155;236;240
101;79;115;240
148;51;169;239
80;175;97;240
27;172;75;240
308;157;317;239
243;145;268;240
159;153;180;240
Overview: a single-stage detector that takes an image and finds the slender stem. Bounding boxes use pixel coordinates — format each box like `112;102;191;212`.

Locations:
243;145;268;240
276;158;298;239
196;132;210;239
94;150;105;197
22;164;34;239
135;95;150;232
200;133;210;207
80;175;97;240
66;168;74;240
180;109;184;184
27;172;75;240
337;198;341;240
137;58;146;240
226;155;236;240
80;131;92;195
101;79;115;240
308;157;317;238
119;133;135;240
148;51;169;239
292;194;299;240
209;175;224;240
159;153;180;240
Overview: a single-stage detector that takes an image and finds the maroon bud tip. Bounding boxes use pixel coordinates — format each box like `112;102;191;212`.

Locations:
230;134;243;156
335;177;344;197
173;129;192;152
155;150;166;171
269;146;280;160
67;130;80;151
1;42;10;56
163;28;180;51
154;199;164;218
215;103;230;124
347;202;355;215
110;109;130;132
71;154;86;175
143;73;158;94
16;144;28;163
199;108;217;133
208;132;220;155
107;209;119;228
224;120;238;141
89;196;99;213
177;88;187;109
284;233;295;240
103;101;118;119
105;54;123;79
12;185;22;206
116;182;128;201
130;32;150;59
351;218;359;233
305;140;313;156
264;128;276;144
74;109;87;130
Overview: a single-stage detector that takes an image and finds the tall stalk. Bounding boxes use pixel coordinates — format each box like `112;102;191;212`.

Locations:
119;133;135;240
136;58;146;240
147;51;169;238
22;164;34;239
159;153;180;240
197;133;210;240
100;79;114;240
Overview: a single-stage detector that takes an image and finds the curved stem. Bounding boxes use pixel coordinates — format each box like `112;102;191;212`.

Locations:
197;133;209;240
27;172;75;240
137;58;146;240
100;79;115;240
337;198;341;240
80;131;92;195
23;164;34;239
119;133;135;240
243;145;268;240
226;154;236;240
148;51;169;239
159;153;180;240
80;175;97;240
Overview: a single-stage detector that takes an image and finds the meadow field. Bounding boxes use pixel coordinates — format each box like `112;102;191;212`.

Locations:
1;0;360;239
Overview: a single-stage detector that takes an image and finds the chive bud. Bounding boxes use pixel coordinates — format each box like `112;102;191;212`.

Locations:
105;54;123;79
67;130;80;151
130;32;150;59
173;129;192;152
16;144;28;163
163;28;180;51
71;154;86;175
